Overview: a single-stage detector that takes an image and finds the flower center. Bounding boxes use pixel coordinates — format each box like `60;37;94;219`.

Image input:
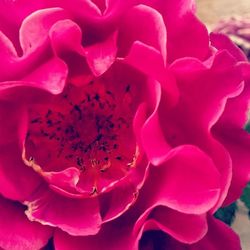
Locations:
24;80;138;195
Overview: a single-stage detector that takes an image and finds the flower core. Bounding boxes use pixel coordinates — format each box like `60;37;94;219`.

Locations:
23;80;138;196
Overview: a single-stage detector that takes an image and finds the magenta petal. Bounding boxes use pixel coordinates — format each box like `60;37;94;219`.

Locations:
137;207;207;244
25;188;101;236
49;19;83;55
0;30;17;60
84;32;117;76
118;4;167;62
210;32;247;62
190;215;241;250
0;57;68;101
167;12;209;62
54;222;138;250
100;181;138;223
0;195;52;250
0;102;42;201
124;41;165;82
212;65;250;204
141;80;171;165
138;145;220;215
19;7;67;55
0;139;42;201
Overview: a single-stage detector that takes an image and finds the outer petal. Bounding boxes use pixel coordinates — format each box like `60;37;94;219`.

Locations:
189;215;241;250
0;57;68;101
136;207;208;244
132;145;220;244
141;145;220;214
0;195;52;250
84;31;117;76
118;4;167;63
54;222;138;250
213;73;250;204
167;50;244;210
139;215;241;250
25;188;102;236
141;80;171;165
0;103;43;201
138;0;209;61
210;32;247;62
19;8;67;55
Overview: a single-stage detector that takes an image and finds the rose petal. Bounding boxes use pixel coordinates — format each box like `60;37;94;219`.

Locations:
84;31;117;76
0;195;52;250
136;206;208;244
189;215;241;250
210;32;247;62
118;4;167;63
25;188;102;236
0;57;68;101
19;7;67;55
141;80;171;165
0;102;42;201
54;222;138;250
135;145;220;221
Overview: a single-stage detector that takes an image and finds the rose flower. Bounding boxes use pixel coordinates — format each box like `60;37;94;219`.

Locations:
0;0;249;249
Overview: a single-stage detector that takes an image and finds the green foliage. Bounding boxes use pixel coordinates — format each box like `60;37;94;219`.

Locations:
240;182;250;219
244;122;250;133
214;202;238;225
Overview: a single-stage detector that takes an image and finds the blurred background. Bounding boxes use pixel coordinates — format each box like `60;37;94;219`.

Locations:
196;1;250;249
196;0;250;29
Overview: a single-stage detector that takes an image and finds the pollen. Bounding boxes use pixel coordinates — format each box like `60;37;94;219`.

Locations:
24;80;138;195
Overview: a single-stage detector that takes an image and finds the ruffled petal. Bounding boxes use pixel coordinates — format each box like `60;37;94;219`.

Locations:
189;215;241;250
54;222;138;250
136;206;208;244
0;103;42;201
0;195;52;250
118;4;167;63
25;188;102;236
165;51;244;210
84;31;117;76
0;57;68;101
19;8;67;55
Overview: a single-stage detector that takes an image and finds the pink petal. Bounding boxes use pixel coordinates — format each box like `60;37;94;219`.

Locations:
189;215;241;250
167;12;210;62
49;19;84;55
99;181;138;223
135;145;220;219
25;188;102;236
0;195;52;250
210;32;247;62
54;222;138;250
100;159;149;223
19;7;67;55
124;41;165;82
137;206;208;244
118;4;167;63
0;57;68;101
0;102;42;201
139;215;241;250
141;80;171;165
166;51;245;210
211;46;250;205
84;31;117;76
139;0;209;62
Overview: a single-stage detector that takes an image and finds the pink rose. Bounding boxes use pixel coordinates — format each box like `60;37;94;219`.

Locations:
0;0;249;249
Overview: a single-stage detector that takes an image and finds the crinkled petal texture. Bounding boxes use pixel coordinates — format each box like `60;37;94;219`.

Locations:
0;195;53;250
139;215;241;250
0;0;249;250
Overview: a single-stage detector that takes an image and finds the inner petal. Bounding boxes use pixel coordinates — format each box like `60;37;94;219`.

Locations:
24;80;138;196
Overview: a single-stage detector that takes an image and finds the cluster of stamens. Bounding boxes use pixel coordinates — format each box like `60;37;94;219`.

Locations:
25;81;138;195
